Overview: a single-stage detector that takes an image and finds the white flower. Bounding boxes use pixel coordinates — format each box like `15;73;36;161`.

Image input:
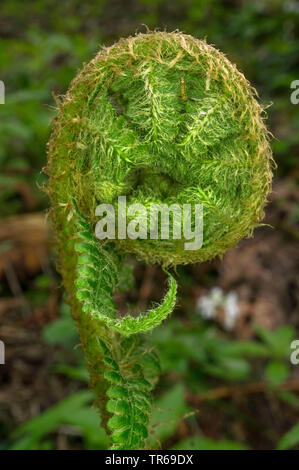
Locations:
196;287;240;330
223;291;239;331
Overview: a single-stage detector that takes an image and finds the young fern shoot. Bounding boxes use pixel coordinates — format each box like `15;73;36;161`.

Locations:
46;31;273;450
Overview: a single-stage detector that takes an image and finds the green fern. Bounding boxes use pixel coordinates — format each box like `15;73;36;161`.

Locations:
46;31;272;450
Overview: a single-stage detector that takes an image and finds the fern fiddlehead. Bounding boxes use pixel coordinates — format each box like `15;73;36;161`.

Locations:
46;32;273;449
74;201;177;336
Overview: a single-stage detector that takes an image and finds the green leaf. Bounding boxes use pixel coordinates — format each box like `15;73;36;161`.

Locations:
54;364;89;382
149;384;191;446
43;316;77;345
265;360;289;386
13;391;94;439
278;391;299;409
254;325;296;359
64;407;109;450
220;340;269;358
203;357;251;381
277;422;299;450
11;390;109;450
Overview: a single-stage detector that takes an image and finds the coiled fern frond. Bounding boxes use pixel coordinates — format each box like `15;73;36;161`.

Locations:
46;31;273;449
74;202;177;336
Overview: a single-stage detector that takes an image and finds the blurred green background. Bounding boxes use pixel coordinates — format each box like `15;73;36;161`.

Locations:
0;0;299;450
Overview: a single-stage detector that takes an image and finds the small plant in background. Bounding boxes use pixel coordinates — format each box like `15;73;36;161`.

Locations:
46;31;273;450
9;304;299;450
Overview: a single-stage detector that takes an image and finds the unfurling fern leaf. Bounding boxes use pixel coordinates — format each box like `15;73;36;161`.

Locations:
46;31;273;449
